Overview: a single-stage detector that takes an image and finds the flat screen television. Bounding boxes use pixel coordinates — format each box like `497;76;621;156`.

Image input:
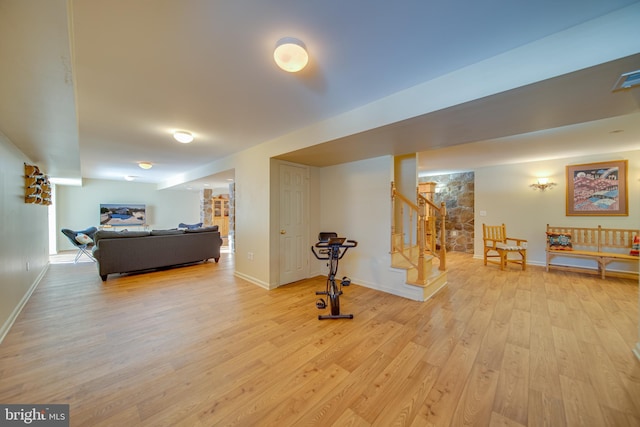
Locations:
100;203;146;226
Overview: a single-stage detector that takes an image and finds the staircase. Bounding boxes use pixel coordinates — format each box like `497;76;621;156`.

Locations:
390;182;448;301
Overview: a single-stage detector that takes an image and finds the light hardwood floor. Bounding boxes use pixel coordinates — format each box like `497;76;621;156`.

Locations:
1;252;639;426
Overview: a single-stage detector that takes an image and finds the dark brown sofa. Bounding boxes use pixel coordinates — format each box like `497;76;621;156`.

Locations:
92;227;223;281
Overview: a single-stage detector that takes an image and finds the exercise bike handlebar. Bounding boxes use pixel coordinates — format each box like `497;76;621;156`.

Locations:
311;239;358;260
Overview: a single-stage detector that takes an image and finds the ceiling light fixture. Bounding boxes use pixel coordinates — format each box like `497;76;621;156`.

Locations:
124;175;137;181
274;37;308;73
138;162;153;170
173;130;194;143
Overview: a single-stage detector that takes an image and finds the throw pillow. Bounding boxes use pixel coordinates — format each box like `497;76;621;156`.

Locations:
547;232;572;250
185;226;219;233
631;235;639;256
178;222;203;230
75;233;93;245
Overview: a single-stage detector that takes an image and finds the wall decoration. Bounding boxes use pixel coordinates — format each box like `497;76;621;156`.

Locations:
566;160;628;216
100;203;146;226
24;163;52;205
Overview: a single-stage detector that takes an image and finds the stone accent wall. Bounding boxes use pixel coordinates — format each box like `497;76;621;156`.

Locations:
199;185;234;251
200;188;213;226
419;172;474;253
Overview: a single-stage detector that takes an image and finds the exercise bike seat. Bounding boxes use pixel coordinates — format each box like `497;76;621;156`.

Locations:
318;231;338;242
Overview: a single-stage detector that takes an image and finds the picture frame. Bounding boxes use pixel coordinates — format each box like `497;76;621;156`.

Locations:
566;160;628;216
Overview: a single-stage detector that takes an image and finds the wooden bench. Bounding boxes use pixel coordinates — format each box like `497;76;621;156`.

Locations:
546;224;639;279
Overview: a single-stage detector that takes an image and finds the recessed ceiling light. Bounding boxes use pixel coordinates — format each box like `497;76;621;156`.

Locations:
138;162;153;169
173;130;194;143
203;183;210;187
124;175;137;181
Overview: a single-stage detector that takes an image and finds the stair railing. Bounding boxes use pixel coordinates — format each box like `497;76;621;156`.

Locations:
418;191;447;271
390;182;421;274
391;182;447;282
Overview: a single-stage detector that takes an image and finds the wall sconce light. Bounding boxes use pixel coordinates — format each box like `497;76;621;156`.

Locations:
530;177;556;191
274;37;308;72
173;130;194;143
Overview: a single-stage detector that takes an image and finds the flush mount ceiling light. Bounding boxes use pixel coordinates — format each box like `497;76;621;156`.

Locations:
124;175;137;181
138;162;153;170
173;130;194;143
274;37;308;73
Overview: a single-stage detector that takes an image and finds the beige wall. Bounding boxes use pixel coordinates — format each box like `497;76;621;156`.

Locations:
55;179;201;252
0;133;49;342
315;156;424;299
474;150;640;272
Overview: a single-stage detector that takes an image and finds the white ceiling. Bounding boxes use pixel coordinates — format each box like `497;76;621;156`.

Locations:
1;0;639;191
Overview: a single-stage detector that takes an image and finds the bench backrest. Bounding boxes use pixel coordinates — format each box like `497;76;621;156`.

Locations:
547;224;639;252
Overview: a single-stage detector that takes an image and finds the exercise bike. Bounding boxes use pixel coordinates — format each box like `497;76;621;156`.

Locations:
310;232;357;320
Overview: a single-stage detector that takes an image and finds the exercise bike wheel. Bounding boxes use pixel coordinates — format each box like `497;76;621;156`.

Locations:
329;292;340;315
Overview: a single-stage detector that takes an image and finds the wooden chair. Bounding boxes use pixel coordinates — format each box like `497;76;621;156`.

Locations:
482;223;527;270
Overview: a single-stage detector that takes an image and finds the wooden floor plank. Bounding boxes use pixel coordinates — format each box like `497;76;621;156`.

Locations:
0;251;638;426
492;343;530;426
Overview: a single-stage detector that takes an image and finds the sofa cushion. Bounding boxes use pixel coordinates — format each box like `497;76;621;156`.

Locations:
151;229;186;236
94;230;150;243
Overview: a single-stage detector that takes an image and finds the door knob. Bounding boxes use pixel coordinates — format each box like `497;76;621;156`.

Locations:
280;229;286;234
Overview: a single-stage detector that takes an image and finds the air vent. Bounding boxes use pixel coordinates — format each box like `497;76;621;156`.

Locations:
612;69;640;92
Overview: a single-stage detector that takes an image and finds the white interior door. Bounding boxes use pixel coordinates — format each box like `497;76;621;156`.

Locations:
279;163;308;285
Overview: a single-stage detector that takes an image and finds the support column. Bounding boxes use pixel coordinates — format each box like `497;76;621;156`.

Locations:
200;188;213;227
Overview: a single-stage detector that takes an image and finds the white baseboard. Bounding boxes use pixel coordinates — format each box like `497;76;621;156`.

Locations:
352;276;427;302
0;264;49;344
234;271;271;290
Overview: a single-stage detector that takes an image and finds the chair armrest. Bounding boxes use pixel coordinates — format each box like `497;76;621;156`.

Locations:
506;237;527;247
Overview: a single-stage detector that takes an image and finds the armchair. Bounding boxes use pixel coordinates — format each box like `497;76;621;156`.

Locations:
61;226;98;263
482;223;527;270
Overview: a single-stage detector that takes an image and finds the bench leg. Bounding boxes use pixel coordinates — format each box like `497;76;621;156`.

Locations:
598;258;606;279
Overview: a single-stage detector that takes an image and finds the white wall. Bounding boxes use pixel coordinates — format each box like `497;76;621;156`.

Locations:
56;179;200;251
0;133;49;342
474;150;640;272
317;156;416;298
309;150;640;300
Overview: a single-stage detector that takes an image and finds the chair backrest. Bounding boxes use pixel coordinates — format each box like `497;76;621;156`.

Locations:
483;224;507;243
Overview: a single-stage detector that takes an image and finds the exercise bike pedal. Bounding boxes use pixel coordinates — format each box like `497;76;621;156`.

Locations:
315;298;326;309
341;276;351;286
